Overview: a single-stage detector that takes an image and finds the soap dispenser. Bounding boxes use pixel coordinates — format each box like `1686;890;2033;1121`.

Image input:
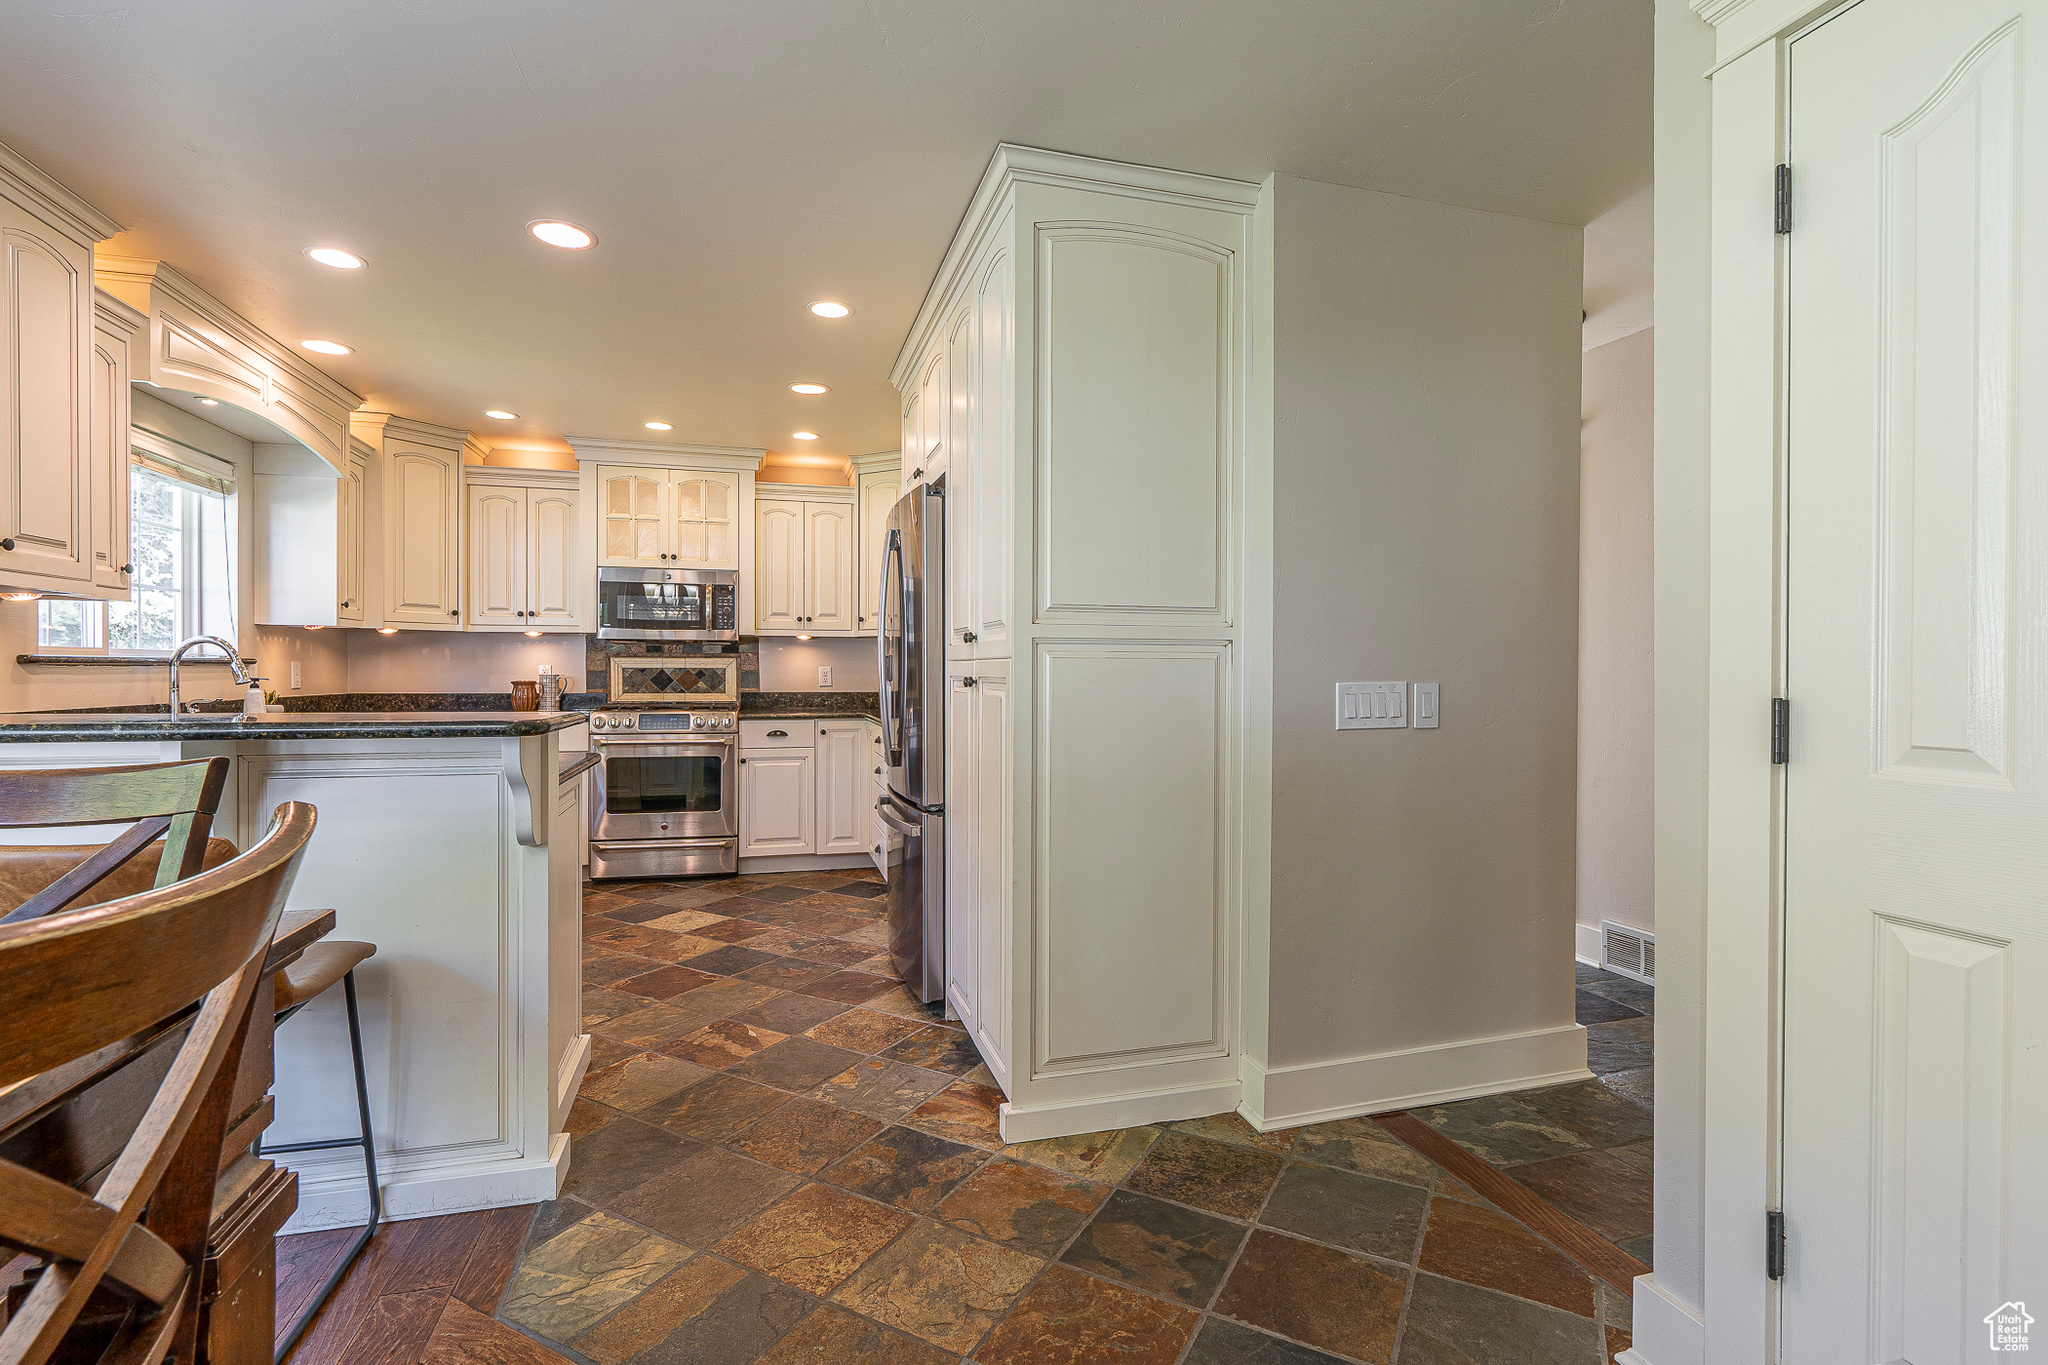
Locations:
242;678;267;717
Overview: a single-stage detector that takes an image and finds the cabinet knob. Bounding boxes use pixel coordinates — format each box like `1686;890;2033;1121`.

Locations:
962;631;977;643
873;766;881;775
962;677;978;688
119;563;133;574
739;757;747;764
0;539;13;552
450;609;460;616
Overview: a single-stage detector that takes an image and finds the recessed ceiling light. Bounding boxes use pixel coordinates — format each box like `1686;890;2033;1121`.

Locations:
530;220;595;250
300;339;352;356
790;383;829;395
196;397;220;406
808;301;851;319
644;421;673;431
483;410;519;420
791;431;819;440
305;247;365;270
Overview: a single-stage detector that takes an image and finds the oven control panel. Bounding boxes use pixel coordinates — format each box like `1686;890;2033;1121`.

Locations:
591;711;736;732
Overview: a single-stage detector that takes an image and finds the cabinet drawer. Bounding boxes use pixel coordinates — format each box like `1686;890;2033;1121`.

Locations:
741;720;816;748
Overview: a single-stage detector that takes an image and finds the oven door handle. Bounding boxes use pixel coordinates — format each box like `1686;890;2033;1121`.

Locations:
591;741;736;758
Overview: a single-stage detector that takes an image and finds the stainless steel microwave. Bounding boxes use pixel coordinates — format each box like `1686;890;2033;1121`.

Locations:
595;567;739;641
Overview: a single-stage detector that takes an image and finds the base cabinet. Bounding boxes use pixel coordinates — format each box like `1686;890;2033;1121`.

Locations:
739;748;815;856
739;719;881;861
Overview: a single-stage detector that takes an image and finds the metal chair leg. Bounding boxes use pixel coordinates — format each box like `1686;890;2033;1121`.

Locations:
267;969;381;1362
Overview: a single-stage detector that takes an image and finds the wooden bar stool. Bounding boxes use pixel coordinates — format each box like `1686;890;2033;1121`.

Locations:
261;940;381;1362
0;800;315;1365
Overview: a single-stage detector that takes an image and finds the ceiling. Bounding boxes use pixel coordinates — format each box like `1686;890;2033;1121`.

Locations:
0;0;1649;468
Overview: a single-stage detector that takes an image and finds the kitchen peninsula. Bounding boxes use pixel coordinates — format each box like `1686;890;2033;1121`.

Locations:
0;707;591;1230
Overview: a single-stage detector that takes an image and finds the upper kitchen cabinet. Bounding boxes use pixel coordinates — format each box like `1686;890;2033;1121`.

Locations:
0;140;122;599
753;485;854;636
852;450;902;633
594;466;740;569
89;291;145;595
96;257;361;476
354;413;468;629
571;437;761;628
465;467;588;632
891;145;1254;1142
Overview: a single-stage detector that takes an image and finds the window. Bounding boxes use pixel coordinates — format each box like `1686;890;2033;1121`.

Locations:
38;455;236;654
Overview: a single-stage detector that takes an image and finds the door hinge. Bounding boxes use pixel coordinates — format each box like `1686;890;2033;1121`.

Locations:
1772;698;1790;765
1775;164;1793;234
1766;1210;1788;1279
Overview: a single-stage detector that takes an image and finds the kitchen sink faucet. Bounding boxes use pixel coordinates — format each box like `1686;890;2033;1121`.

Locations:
168;635;255;715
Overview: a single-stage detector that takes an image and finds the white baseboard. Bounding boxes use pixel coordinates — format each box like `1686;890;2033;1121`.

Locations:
737;852;873;874
553;1033;593;1133
280;1145;566;1233
1239;1023;1591;1130
998;1080;1243;1143
1576;922;1603;965
1618;1274;1704;1365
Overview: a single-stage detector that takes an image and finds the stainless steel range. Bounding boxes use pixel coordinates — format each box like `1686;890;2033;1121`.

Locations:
587;707;738;879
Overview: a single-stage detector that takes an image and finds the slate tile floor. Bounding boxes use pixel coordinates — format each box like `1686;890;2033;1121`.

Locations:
450;871;1657;1365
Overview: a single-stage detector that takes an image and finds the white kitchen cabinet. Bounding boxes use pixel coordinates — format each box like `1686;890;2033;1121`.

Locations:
88;290;143;594
337;445;369;625
0;146;119;599
853;453;902;633
890;147;1253;1137
804;502;856;633
814;721;869;855
464;470;587;632
353;413;468;630
595;465;739;570
739;747;816;856
753;486;857;636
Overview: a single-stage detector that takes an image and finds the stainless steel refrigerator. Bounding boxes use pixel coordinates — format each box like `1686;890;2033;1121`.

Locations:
876;483;944;1003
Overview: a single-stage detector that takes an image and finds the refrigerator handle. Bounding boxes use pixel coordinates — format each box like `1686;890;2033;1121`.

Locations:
878;529;905;768
875;798;923;839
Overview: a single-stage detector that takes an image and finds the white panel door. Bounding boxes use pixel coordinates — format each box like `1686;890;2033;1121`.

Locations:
1785;2;2048;1356
755;498;804;632
973;243;1015;655
815;721;868;854
337;449;367;624
384;446;460;626
0;207;91;587
917;344;947;482
739;749;815;856
900;389;923;495
945;667;980;1032
526;486;583;629
972;658;1011;1082
858;469;897;632
804;501;856;633
466;485;526;628
597;466;667;567
88;308;131;593
672;472;738;569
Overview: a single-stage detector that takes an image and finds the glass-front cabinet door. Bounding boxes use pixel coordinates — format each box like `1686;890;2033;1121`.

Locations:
671;473;738;569
598;466;666;567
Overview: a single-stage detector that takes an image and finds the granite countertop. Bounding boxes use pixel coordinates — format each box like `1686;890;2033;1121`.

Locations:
559;750;601;783
740;691;880;723
0;710;591;742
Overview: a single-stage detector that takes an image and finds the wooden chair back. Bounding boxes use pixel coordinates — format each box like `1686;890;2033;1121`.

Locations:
0;800;315;1365
0;759;230;926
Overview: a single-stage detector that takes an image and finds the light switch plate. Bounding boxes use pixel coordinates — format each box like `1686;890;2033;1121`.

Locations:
818;665;833;688
289;661;302;691
1336;681;1406;730
1413;682;1439;729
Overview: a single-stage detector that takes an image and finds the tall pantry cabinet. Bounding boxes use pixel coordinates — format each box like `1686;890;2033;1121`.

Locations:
899;146;1256;1141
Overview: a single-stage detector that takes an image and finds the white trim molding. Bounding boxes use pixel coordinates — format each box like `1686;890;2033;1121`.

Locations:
0;137;122;244
1620;1274;1707;1365
997;1080;1244;1144
1238;1024;1590;1131
565;435;766;471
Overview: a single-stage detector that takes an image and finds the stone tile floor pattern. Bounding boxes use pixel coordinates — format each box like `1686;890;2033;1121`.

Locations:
486;870;1655;1365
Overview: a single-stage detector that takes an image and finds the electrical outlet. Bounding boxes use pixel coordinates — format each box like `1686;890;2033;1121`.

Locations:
289;661;302;691
538;663;554;675
818;665;833;688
